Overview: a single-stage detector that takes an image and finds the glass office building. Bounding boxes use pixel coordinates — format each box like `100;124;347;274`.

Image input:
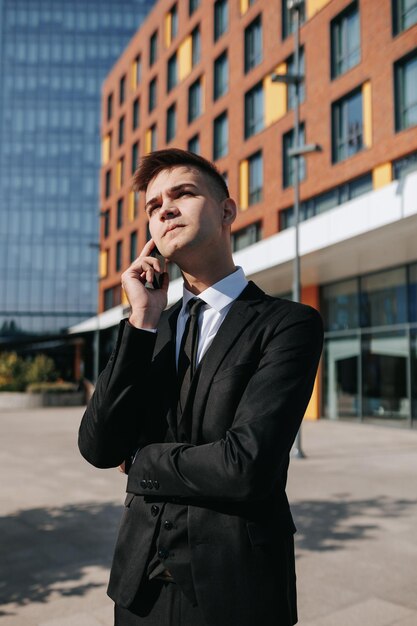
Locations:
0;0;154;337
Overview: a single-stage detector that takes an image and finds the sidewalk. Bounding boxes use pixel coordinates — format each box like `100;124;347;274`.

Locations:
1;407;416;625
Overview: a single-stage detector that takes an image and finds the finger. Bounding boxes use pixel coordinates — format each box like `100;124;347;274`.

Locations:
140;238;156;257
129;256;161;274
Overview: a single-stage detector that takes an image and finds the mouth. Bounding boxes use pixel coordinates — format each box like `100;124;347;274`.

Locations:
163;224;183;236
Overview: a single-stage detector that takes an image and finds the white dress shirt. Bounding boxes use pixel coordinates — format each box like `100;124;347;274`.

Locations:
175;267;248;367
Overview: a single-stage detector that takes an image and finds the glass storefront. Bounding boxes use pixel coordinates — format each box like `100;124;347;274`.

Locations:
322;263;417;426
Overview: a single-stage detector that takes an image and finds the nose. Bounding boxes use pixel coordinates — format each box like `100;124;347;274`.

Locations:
158;199;179;220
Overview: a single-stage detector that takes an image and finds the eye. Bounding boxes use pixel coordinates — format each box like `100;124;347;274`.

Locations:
147;204;160;217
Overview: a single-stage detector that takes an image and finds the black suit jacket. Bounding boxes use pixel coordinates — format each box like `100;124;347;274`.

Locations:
79;282;323;626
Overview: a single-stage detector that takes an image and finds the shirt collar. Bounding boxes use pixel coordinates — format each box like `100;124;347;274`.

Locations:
181;266;248;314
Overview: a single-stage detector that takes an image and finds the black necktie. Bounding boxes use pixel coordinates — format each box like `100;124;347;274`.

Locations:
177;297;205;418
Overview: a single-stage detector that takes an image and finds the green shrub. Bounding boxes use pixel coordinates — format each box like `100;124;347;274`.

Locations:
0;352;28;391
25;354;58;385
0;352;60;391
27;382;78;394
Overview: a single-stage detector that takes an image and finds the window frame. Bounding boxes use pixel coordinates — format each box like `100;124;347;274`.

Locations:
394;49;417;132
248;150;263;205
214;50;229;100
214;0;228;41
244;14;263;74
331;87;364;163
244;81;264;139
213;110;229;160
330;1;361;80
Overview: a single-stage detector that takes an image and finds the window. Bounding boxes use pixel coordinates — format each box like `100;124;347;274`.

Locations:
133;98;140;129
117;198;123;229
188;78;202;122
130;231;138;263
231;222;262;252
167;53;178;92
282;0;305;40
149;30;158;66
149;77;157;112
135;55;142;85
280;173;372;229
393;150;417;179
119;75;126;105
105;170;111;198
104;288;113;311
283;124;306;188
214;51;228;100
244;82;264;138
107;93;113;121
394;50;417;131
248;151;263;204
118;116;125;145
169;4;178;41
117;157;125;188
360;267;408;327
213;111;228;160
332;88;363;163
132;142;139;174
103;210;110;238
188;134;200;153
286;47;305;109
192;26;201;66
150;124;157;151
392;0;417;35
189;0;200;15
331;2;360;79
322;279;359;331
166;104;177;143
214;0;228;41
116;241;123;271
244;15;262;73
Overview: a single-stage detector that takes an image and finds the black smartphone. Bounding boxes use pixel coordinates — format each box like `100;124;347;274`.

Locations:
150;246;165;289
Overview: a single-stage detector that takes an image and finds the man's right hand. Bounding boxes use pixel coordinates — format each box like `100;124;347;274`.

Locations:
121;238;169;330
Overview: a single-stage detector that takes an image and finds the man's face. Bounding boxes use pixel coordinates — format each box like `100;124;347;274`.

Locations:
145;166;226;262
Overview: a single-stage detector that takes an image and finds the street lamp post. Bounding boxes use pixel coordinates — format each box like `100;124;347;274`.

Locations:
272;0;321;458
89;241;101;383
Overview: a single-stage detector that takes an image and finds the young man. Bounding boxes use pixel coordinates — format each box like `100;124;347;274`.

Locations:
79;149;323;626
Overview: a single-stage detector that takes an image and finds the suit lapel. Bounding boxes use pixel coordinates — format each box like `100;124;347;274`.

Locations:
179;282;265;443
152;300;181;437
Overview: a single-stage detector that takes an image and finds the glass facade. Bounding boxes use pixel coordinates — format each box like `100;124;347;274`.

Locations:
0;0;154;336
322;264;417;425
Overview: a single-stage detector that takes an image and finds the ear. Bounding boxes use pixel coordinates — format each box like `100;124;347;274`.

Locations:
221;197;237;226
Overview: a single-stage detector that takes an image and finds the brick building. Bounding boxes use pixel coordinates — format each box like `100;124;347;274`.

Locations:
71;0;417;426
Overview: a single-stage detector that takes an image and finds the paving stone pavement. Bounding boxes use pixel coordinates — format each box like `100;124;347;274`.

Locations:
1;407;416;625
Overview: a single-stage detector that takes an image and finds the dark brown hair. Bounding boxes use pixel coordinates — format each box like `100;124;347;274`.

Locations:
132;148;229;200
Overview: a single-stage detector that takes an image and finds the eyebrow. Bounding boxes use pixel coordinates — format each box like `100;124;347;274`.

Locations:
145;183;199;212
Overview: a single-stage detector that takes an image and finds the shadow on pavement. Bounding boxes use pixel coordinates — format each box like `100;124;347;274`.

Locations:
292;495;417;553
0;501;122;613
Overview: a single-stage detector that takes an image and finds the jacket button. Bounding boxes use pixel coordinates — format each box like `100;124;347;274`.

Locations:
147;480;154;489
151;505;160;517
158;548;169;559
140;479;147;489
163;520;173;530
153;480;160;489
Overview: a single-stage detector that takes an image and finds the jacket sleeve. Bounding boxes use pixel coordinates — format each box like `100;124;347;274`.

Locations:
78;320;157;468
126;305;323;502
